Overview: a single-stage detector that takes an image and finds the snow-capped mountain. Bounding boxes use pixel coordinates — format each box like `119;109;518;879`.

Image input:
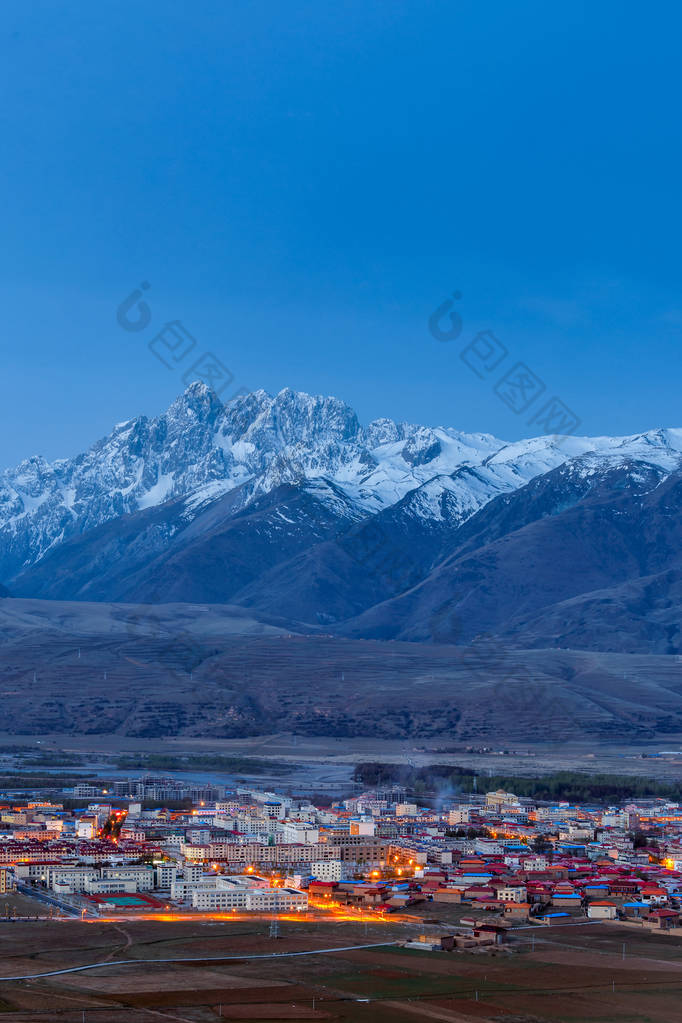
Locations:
341;453;682;652
2;381;682;596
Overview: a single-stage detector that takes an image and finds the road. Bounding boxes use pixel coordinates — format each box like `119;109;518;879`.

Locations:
0;940;398;981
15;882;87;918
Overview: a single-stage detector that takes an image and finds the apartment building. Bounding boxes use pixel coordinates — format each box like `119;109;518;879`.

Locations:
311;859;344;882
189;877;307;912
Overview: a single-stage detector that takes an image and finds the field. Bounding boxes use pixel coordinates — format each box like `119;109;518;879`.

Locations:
1;908;682;1022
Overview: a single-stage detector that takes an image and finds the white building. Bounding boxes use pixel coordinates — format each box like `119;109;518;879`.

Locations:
475;839;504;855
587;901;617;920
311;859;344;882
448;807;471;826
171;878;191;900
213;816;238;832
154;863;178;888
47;864;156;894
395;803;418;817
84;877;138;895
496;884;527;903
120;827;146;842
184;863;204;883
192;884;306;913
280;822;319;845
187;828;211;845
183;875;308;913
100;865;154;891
216;801;241;814
520;854;548;872
181;841;210;861
47;866;99;893
349;818;375;837
262;802;286;820
76;818;97;839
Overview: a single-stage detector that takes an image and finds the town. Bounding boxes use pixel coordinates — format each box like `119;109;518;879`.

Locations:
2;774;682;942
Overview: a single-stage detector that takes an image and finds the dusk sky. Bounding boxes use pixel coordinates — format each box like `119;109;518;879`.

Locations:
2;1;681;466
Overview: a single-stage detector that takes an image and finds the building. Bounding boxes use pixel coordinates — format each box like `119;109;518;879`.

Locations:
587;901;617;920
181;875;308;912
84;877;138;895
153;862;178;888
280;822;319;845
49;866;99;894
495;884;527;903
486;791;518;811
395;804;418;817
44;864;154;895
349;819;375;837
76;817;98;839
311;860;344;882
448;808;471;826
100;866;154;891
646;909;680;930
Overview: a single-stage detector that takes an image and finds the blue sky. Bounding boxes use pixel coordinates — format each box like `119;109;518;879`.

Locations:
1;1;681;465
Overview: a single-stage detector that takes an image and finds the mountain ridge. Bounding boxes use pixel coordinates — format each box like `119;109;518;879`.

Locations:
4;381;681;579
3;383;682;656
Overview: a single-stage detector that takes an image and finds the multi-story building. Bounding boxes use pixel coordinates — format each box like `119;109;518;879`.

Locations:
280;822;319;845
349;819;375;836
448;807;471;826
100;865;154;891
188;877;307;913
47;866;99;893
153;862;178;888
311;859;344;882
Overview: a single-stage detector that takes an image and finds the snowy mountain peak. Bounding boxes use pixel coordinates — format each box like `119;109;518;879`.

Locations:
0;383;680;585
